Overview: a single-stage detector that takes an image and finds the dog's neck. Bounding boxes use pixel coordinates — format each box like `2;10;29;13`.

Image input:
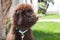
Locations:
16;27;28;33
16;27;28;40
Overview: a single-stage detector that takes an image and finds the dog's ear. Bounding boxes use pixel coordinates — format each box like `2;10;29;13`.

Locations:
13;9;22;24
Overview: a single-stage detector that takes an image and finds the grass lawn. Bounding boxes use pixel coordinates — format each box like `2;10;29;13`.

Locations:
38;14;60;19
32;22;60;40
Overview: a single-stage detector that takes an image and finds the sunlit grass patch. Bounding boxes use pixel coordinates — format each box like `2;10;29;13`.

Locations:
32;22;60;40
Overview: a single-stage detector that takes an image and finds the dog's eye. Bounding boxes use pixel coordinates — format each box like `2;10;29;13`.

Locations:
27;10;30;12
25;9;32;12
27;10;32;12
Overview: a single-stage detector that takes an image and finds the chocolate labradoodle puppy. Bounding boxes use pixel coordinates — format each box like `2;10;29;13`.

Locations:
6;4;39;40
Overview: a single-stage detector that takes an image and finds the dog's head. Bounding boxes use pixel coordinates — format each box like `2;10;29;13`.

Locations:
13;4;39;27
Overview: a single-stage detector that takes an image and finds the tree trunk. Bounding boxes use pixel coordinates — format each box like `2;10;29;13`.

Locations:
0;20;6;40
0;0;12;40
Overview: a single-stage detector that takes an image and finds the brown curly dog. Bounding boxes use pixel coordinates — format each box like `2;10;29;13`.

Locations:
6;4;39;40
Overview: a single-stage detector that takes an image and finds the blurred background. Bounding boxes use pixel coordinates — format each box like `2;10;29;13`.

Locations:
0;0;60;40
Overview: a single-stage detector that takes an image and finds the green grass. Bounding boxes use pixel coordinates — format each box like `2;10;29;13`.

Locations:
38;14;60;19
32;22;60;40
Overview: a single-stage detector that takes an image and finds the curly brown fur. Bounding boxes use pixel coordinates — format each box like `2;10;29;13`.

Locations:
6;4;39;40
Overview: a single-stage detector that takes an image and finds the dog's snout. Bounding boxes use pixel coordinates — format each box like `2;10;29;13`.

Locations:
31;14;34;18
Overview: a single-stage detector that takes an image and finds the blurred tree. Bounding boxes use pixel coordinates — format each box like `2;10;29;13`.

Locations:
38;0;54;15
0;0;12;40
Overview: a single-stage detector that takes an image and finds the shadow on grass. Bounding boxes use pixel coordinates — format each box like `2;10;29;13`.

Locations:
33;30;60;40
